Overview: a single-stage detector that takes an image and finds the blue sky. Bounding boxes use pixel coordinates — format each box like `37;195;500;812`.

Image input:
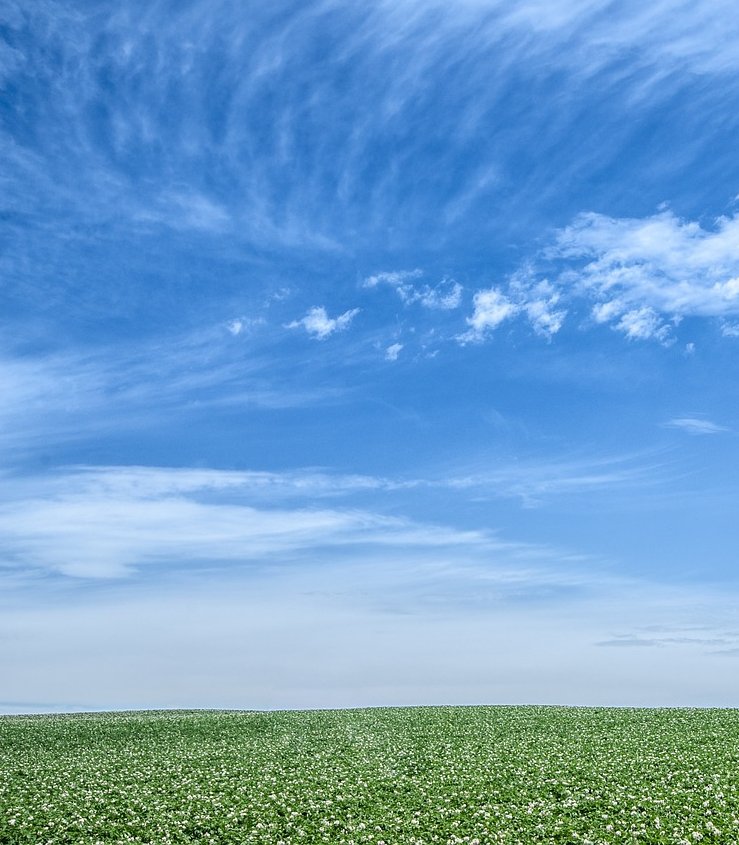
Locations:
3;0;739;712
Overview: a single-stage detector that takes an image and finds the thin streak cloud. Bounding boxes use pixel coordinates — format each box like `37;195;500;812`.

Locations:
665;418;730;436
0;465;571;582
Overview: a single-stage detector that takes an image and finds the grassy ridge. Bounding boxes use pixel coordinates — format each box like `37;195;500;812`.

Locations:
2;706;739;844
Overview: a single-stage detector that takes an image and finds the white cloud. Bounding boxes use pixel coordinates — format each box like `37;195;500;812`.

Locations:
665;418;730;436
363;270;462;310
442;450;666;507
458;287;517;342
591;300;624;323
524;297;566;336
0;466;491;580
509;275;567;338
69;454;660;508
10;0;739;263
459;272;567;344
381;0;739;78
411;279;463;310
0;456;664;582
547;210;739;339
468;207;739;343
0;329;347;462
287;306;360;339
31;465;404;504
385;342;403;361
614;307;671;343
362;269;423;289
226;317;265;336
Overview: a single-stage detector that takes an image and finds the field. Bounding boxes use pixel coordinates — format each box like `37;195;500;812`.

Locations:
2;707;739;845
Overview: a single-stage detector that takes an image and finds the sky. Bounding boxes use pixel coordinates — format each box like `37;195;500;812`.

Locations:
3;0;739;713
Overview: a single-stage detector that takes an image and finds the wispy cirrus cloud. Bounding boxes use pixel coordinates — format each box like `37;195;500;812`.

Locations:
665;417;730;436
441;450;668;507
3;451;661;518
0;325;344;460
0;465;563;581
0;452;670;583
8;0;739;264
380;0;739;77
136;191;231;233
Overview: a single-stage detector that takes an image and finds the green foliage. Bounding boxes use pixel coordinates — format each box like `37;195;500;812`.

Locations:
1;706;739;844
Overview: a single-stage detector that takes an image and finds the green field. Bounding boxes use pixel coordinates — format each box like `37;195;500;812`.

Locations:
2;706;739;844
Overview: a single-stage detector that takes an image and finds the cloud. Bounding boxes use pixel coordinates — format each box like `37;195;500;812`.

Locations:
115;448;667;511
614;308;671;343
43;465;404;501
522;296;566;337
3;464;632;598
385;342;403;361
596;632;731;649
287;306;360;339
6;0;739;269
665;418;730;436
0;327;347;462
363;271;462;310
508;273;567;338
225;317;266;336
411;279;463;310
362;270;424;289
458;288;517;342
0;455;670;585
459;271;567;343
60;453;665;510
2;463;738;711
596;636;660;648
383;0;739;77
138;191;231;233
0;466;496;580
467;207;739;344
550;210;739;338
442;450;667;507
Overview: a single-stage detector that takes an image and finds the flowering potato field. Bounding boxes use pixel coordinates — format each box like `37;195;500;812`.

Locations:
2;706;739;845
